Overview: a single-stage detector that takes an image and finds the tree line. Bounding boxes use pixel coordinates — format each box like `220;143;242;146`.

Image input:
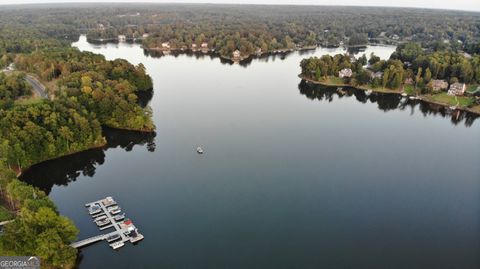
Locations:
300;42;480;91
0;4;479;60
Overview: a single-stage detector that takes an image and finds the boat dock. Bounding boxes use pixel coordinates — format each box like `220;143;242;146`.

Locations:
70;196;144;250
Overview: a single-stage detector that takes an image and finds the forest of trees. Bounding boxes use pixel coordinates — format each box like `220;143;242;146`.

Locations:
0;4;479;60
0;49;154;171
0;72;32;109
0;166;78;268
0;5;156;267
300;42;480;92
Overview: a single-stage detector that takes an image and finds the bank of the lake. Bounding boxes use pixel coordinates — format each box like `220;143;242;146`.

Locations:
300;75;480;116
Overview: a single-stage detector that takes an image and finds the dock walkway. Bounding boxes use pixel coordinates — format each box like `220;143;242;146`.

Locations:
70;197;143;249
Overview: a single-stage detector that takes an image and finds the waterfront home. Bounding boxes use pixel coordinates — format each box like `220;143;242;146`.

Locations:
191;43;197;49
404;78;414;85
367;70;383;79
255;48;262;56
118;35;126;42
431;79;448;92
339;68;352;78
233;50;241;60
448;83;466;96
161;42;170;49
142;33;149;38
201;42;208;48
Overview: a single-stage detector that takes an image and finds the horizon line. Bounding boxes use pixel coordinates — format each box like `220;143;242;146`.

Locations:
0;1;479;13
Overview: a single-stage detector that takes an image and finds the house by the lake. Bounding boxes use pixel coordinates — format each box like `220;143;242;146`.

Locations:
339;68;352;78
118;35;126;42
448;83;466;96
161;42;170;49
233;50;241;60
367;70;383;79
431;79;448;92
201;42;208;48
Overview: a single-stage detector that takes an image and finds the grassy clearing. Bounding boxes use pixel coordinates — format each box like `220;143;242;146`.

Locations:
426;93;474;107
467;84;479;93
14;97;43;106
319;76;347;85
403;84;415;95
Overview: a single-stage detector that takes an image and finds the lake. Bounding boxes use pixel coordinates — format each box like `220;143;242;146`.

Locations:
21;36;480;269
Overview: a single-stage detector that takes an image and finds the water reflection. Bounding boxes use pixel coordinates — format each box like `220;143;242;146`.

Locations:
298;80;479;127
20;128;156;194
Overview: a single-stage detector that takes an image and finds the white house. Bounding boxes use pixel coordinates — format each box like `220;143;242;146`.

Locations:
161;42;170;49
233;50;241;59
448;83;466;96
338;68;353;78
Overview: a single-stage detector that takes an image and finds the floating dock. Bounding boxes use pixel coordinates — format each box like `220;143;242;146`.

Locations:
71;196;144;249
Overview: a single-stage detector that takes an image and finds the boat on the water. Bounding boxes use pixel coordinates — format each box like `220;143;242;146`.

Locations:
106;233;121;243
107;205;119;211
93;215;107;222
110;208;121;215
95;218;111;226
88;205;101;215
110;241;124;250
196;146;204;154
114;213;125;221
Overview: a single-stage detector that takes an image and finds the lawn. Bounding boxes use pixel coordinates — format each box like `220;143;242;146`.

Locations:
427;93;475;107
403;84;415;95
467;84;479;93
0;206;13;222
14;97;44;106
321;76;346;85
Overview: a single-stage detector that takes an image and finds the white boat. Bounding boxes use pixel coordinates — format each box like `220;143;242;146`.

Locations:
93;215;107;222
107;205;119;211
129;233;144;243
114;213;125;221
401;93;407;97
96;218;111;226
110;241;124;250
88;205;101;215
409;96;417;100
106;233;121;243
196;147;204;154
102;196;116;206
110;209;121;215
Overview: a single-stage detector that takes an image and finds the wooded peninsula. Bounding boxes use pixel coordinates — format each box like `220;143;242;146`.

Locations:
299;43;480;114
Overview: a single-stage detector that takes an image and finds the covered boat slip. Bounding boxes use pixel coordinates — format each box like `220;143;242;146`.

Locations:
71;196;144;249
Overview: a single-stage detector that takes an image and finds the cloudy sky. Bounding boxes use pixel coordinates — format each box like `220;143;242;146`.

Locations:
0;0;479;12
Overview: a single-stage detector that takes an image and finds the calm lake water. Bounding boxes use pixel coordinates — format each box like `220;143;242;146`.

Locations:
21;36;480;269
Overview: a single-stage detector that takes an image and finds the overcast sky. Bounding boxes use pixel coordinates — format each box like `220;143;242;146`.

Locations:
0;0;479;12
